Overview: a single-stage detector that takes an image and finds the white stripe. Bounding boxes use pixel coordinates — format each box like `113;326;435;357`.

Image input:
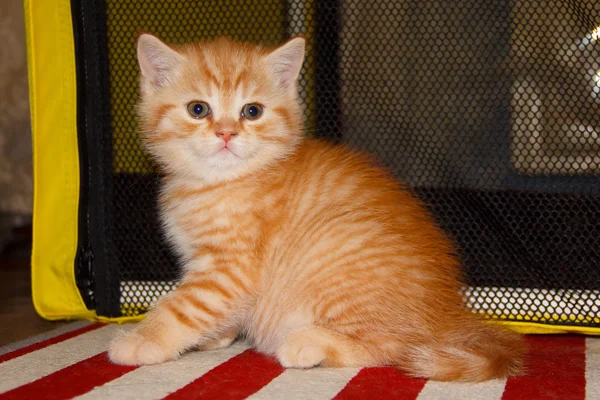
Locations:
0;321;92;357
586;338;600;400
75;341;251;400
417;378;507;400
0;324;126;394
247;368;360;400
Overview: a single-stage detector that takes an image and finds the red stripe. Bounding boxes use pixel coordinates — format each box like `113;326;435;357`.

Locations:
0;323;104;364
502;335;586;400
334;367;427;400
0;352;137;400
166;349;284;399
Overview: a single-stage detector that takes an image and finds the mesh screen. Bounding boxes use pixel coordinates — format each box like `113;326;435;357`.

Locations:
104;0;600;326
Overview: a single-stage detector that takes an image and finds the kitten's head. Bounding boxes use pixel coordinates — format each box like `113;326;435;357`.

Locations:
136;34;305;182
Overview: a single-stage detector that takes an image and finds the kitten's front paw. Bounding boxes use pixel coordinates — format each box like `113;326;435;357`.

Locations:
108;331;175;365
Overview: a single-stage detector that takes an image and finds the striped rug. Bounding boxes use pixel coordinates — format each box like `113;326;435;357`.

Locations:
0;322;598;399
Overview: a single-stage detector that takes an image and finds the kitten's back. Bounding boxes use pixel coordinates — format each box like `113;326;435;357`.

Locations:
248;139;524;381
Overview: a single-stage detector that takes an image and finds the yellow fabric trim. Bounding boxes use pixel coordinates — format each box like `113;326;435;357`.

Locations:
25;0;96;320
96;315;145;324
478;312;600;335
501;321;600;336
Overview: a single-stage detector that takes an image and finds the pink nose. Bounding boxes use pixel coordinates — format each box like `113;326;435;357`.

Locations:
216;131;237;144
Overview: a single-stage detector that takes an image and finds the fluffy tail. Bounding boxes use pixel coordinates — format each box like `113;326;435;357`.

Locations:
399;319;525;382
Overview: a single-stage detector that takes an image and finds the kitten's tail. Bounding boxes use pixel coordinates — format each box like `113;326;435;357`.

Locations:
399;318;525;382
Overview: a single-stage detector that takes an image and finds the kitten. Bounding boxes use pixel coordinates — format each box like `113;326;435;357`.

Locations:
108;34;524;382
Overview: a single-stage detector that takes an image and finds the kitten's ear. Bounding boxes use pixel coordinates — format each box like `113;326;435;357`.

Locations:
265;37;305;89
137;34;183;88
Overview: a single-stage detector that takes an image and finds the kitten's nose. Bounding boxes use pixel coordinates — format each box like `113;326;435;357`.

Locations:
216;131;238;144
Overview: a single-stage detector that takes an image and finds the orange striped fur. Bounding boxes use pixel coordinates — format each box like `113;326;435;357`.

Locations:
108;34;524;381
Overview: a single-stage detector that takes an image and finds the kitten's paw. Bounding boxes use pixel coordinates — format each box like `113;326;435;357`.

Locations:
276;341;325;369
108;331;175;365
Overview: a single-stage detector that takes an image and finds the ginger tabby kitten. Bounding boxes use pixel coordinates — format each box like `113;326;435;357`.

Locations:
108;34;524;381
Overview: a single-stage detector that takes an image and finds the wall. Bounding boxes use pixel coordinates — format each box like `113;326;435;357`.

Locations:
0;0;32;247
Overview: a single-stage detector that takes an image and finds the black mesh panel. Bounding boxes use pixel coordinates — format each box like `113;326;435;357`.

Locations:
103;0;600;326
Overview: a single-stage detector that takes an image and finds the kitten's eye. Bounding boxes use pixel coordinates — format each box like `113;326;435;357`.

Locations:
187;101;210;119
241;104;263;120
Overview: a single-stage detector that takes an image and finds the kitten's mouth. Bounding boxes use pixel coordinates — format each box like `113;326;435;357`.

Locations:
218;145;240;158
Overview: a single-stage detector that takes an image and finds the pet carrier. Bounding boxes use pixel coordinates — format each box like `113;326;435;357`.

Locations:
25;0;600;333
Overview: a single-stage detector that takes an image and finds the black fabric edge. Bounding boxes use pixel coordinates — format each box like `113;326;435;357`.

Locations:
71;0;119;316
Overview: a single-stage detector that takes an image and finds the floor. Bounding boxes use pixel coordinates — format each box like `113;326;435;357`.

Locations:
0;225;69;347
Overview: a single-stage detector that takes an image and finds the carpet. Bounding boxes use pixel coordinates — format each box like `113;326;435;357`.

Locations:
0;322;598;399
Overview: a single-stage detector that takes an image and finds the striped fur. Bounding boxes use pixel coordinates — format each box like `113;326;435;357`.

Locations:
108;34;524;381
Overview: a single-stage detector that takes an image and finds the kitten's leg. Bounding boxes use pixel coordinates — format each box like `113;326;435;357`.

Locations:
197;328;238;351
108;268;248;365
277;325;376;368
